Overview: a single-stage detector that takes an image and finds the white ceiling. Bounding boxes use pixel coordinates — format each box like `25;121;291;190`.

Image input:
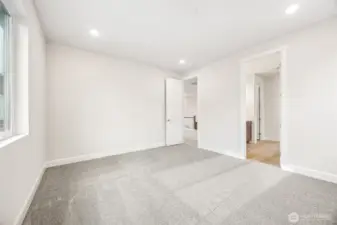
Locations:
34;0;337;74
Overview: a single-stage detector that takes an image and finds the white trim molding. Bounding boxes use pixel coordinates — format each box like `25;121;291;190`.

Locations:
205;148;246;160
14;143;165;224
282;164;337;184
45;143;165;168
14;166;46;225
45;153;111;168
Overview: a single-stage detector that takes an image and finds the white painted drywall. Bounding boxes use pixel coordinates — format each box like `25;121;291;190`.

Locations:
185;18;337;176
191;56;242;154
184;96;197;118
184;96;197;129
263;74;280;141
244;52;280;75
245;72;255;122
47;44;178;161
0;0;47;224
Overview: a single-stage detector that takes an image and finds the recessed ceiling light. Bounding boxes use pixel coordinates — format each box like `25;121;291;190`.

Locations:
89;29;100;37
179;59;186;64
285;4;299;15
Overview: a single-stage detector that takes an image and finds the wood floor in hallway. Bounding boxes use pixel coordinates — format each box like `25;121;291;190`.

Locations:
247;141;280;167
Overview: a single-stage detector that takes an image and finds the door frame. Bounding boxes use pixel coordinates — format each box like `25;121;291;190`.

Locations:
182;75;199;148
240;46;287;166
256;83;262;141
165;78;184;146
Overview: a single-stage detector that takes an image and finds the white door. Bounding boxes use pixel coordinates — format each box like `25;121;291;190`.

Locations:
166;78;184;146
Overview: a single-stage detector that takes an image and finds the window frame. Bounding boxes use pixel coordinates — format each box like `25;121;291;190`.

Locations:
0;1;13;139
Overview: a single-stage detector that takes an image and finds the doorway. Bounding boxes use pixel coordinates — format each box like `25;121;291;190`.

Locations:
242;48;284;167
257;85;261;141
183;77;198;147
165;77;198;148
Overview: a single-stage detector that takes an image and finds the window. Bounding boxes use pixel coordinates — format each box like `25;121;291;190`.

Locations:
0;2;11;139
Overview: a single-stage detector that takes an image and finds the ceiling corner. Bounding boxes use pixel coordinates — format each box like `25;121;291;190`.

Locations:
3;0;27;17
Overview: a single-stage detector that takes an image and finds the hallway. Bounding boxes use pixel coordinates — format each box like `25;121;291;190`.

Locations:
247;141;280;167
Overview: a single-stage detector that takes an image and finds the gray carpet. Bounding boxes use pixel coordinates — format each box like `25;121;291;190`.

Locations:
23;144;337;225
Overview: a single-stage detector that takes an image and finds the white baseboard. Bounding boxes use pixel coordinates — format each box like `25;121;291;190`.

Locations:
263;137;280;142
14;166;46;225
281;164;337;184
14;143;166;224
224;150;246;160
45;153;108;168
205;148;245;160
205;147;337;184
45;143;165;168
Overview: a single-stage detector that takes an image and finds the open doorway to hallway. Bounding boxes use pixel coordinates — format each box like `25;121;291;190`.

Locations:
183;77;198;148
243;50;282;167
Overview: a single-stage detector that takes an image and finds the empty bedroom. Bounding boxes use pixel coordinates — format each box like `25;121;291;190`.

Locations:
1;0;337;224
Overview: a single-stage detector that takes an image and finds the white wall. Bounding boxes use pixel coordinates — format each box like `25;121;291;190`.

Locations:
186;18;337;176
184;95;197;129
245;72;254;122
244;52;280;75
47;44;178;161
263;74;280;141
191;56;241;155
184;96;197;118
0;0;46;224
